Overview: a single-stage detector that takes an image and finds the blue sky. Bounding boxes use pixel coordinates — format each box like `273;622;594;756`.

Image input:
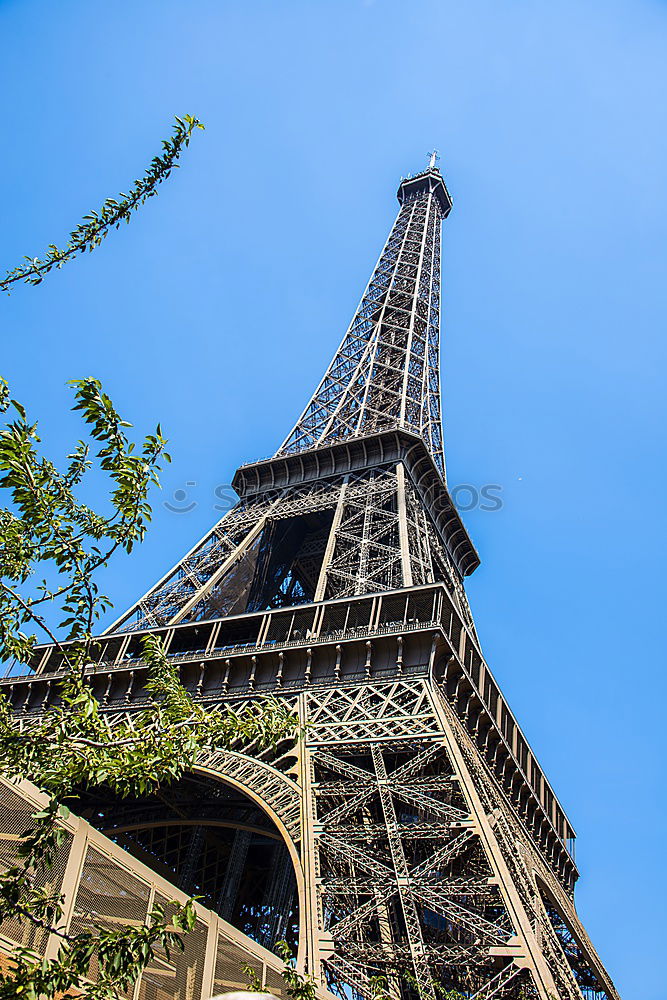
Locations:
1;1;665;996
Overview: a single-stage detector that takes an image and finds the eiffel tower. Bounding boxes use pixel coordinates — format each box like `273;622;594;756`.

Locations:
10;158;619;1000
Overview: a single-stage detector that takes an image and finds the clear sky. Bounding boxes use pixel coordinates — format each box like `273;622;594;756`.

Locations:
1;1;665;996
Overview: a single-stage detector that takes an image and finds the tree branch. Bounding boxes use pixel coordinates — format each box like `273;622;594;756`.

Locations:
1;115;204;293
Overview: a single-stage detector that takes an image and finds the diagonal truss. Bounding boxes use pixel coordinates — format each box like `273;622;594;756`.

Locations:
299;679;619;1000
308;713;520;996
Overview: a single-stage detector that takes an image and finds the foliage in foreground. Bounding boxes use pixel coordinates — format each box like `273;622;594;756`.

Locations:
1;114;204;293
0;377;297;999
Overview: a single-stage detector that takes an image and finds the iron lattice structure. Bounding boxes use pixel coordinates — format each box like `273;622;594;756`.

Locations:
5;163;619;1000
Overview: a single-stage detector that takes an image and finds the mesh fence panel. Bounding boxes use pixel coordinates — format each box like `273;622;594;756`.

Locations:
469;649;481;688
342;598;373;633
212;931;289;996
377;593;408;629
137;893;208;1000
68;845;151;999
213;936;264;993
265;613;289;644
407;590;436;625
285;608;318;643
318;602;350;637
449;613;462;656
264;964;289;996
0;782;72;954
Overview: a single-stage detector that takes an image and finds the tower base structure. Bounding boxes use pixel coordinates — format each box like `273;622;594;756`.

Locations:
3;582;619;1000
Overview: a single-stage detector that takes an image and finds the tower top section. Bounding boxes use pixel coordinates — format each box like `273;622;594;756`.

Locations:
398;165;452;218
276;160;453;477
108;157;480;636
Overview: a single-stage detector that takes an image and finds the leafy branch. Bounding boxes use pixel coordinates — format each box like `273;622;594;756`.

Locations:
0;378;298;998
1;114;204;293
0;376;171;669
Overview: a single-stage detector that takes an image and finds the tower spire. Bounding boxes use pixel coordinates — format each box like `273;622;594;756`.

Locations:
278;161;452;477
